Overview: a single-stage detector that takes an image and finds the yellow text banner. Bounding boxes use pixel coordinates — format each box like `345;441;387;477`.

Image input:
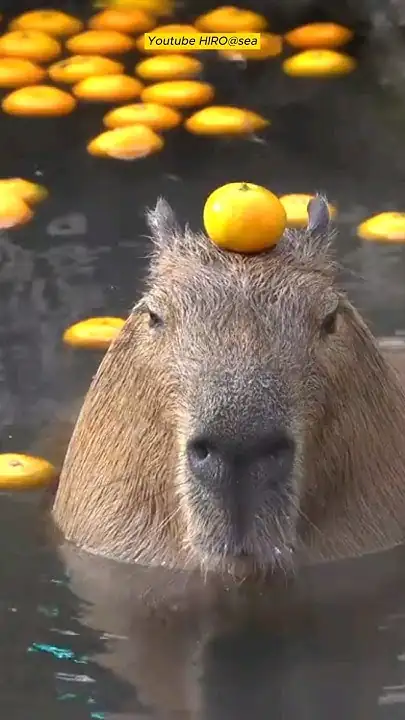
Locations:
144;32;262;51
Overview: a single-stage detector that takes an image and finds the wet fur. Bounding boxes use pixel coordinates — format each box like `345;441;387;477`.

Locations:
52;196;405;576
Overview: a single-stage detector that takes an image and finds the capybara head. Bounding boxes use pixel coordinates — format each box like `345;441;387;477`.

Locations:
54;194;405;577
130;195;402;575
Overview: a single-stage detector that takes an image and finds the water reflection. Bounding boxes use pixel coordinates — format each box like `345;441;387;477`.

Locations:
54;539;405;719
0;493;134;718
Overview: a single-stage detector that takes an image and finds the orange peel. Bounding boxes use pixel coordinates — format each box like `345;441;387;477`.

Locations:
87;125;164;160
2;85;76;117
203;182;287;253
63;316;126;349
66;29;134;55
141;80;214;108
0;453;56;489
103;102;182;131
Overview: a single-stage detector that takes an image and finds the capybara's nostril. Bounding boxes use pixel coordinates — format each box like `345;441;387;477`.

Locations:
186;435;227;488
190;439;210;461
186;426;295;491
186;436;215;471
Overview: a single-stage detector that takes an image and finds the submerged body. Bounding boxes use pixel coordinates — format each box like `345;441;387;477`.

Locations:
52;197;405;578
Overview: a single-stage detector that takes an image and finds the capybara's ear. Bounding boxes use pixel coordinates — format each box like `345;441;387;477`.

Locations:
281;192;336;274
306;194;331;236
145;197;181;250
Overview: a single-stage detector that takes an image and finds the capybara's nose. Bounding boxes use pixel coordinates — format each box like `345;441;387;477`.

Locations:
186;426;295;490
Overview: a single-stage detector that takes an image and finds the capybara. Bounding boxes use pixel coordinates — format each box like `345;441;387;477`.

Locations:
52;195;405;577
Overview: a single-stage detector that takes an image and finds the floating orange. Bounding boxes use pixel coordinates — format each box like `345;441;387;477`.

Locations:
135;54;203;80
2;85;77;117
73;74;143;102
0;453;56;489
136;24;200;54
282;49;356;77
87;124;164;160
185;105;269;135
0;178;48;205
218;32;282;61
103;102;182;131
195;6;267;33
356;212;405;242
0;58;46;87
48;55;124;84
284;22;354;50
0;192;33;228
63;316;126;349
66;30;134;55
0;30;62;63
93;0;173;15
279;194;337;228
141;80;214;108
9;10;83;37
203;182;286;253
89;8;156;33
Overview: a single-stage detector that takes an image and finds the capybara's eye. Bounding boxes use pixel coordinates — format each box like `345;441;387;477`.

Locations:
147;308;164;330
321;310;338;336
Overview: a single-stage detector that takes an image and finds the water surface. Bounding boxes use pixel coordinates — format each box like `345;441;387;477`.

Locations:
2;1;405;717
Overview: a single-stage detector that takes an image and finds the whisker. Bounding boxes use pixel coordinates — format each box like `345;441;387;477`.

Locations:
289;494;325;541
153;504;181;536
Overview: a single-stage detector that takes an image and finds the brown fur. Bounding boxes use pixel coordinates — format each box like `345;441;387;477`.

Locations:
52;196;405;577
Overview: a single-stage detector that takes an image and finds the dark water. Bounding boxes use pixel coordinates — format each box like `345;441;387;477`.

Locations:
2;1;405;718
